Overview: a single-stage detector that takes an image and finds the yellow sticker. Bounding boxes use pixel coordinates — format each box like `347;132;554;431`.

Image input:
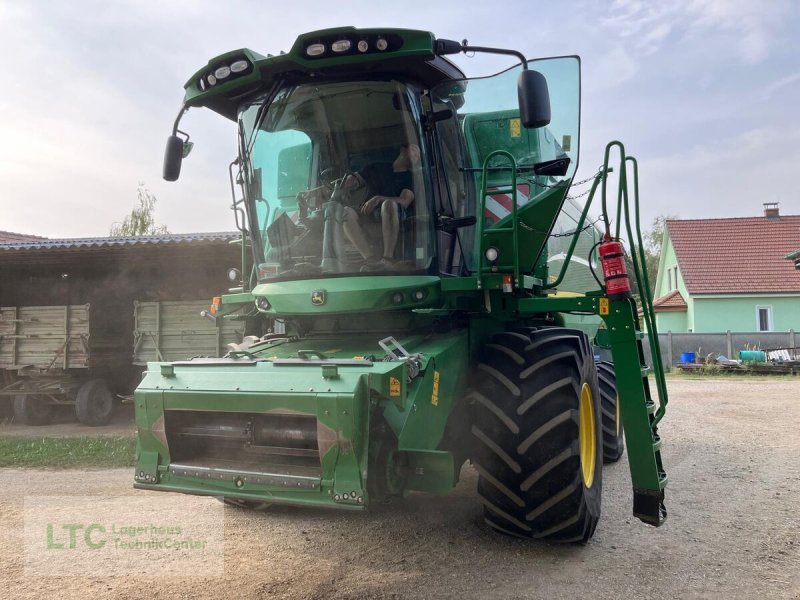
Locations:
431;370;440;406
509;118;521;138
599;297;609;315
389;377;401;397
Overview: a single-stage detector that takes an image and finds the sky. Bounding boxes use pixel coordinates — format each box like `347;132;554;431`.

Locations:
0;0;798;238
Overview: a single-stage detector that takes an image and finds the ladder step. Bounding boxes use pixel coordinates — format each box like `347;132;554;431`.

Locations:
635;331;645;340
652;432;662;452
645;399;657;415
641;365;652;376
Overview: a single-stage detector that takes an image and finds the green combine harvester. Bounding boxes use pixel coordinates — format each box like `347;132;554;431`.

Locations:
134;27;668;542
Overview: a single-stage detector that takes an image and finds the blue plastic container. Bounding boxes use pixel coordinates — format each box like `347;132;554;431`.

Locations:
680;352;696;364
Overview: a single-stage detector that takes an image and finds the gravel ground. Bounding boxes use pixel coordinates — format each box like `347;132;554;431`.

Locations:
1;378;799;599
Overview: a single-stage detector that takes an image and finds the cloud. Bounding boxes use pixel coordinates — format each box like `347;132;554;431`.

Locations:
593;46;639;89
640;126;800;222
602;0;791;64
761;71;800;101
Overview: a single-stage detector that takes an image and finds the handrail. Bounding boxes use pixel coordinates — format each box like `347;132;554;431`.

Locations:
477;150;520;286
624;156;668;423
600;140;669;426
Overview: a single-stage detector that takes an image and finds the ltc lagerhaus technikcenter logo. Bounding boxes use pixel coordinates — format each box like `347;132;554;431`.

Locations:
24;495;224;576
45;522;208;550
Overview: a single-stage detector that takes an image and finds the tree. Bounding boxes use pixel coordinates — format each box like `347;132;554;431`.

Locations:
641;214;675;297
110;183;169;236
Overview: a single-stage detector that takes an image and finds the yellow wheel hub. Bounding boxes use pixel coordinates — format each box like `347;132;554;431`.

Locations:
579;382;597;488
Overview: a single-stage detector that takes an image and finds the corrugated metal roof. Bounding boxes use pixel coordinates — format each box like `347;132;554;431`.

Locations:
0;232;240;252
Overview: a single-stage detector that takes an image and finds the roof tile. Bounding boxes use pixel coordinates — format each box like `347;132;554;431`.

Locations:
667;215;800;294
653;290;688;311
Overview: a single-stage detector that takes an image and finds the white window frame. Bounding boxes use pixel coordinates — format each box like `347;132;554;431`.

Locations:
756;305;773;332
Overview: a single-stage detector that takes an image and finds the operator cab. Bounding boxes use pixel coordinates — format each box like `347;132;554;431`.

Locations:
243;80;435;279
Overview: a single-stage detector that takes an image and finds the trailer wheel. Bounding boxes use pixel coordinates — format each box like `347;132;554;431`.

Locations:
472;327;602;542
0;398;12;420
13;392;54;425
597;362;624;463
76;379;114;426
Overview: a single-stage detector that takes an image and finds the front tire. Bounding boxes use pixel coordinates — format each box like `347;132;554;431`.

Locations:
472;327;603;542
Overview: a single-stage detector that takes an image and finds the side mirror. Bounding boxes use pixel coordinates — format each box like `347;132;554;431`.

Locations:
163;135;184;182
518;70;551;128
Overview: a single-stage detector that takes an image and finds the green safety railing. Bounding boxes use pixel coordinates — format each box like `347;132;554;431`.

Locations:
477;150;521;287
601;141;668;425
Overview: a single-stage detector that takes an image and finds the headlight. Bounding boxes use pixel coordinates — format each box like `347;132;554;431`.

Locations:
357;40;369;53
227;268;241;282
230;60;249;73
485;247;499;263
331;40;351;53
214;66;231;79
306;43;325;57
255;297;270;311
376;38;388;51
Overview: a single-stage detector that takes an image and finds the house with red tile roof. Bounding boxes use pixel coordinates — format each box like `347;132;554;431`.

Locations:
652;204;800;333
0;231;46;243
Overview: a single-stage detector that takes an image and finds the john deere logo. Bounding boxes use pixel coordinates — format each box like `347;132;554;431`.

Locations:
311;290;326;306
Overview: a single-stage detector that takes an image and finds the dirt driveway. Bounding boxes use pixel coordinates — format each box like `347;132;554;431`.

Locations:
1;378;799;599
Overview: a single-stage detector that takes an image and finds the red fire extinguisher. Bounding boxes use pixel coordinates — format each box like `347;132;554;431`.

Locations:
599;235;632;300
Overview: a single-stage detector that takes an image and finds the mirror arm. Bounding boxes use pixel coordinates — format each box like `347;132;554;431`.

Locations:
435;38;528;69
461;45;528;70
171;104;189;135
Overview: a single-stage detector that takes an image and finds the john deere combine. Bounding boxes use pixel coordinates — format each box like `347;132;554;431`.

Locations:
134;27;668;541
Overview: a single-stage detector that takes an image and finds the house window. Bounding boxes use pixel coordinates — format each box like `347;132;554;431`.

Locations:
673;268;678;290
756;306;772;332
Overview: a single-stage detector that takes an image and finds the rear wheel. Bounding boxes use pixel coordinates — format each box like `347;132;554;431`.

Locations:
597;362;624;463
472;327;602;542
13;392;54;425
76;379;114;426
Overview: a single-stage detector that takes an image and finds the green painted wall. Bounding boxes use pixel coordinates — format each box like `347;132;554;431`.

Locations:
692;296;800;333
652;233;692;331
655;310;687;332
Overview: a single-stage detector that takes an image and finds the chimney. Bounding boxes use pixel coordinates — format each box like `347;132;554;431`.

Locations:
763;202;780;219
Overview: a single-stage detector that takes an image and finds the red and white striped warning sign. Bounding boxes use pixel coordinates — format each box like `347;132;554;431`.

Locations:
484;184;530;222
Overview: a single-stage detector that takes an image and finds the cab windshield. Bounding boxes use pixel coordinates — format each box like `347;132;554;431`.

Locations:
239;80;434;281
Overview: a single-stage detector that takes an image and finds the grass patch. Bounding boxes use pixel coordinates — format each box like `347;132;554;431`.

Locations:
0;436;136;468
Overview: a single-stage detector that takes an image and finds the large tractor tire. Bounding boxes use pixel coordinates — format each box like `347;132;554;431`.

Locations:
13;393;54;425
75;379;115;426
472;327;603;543
597;362;625;463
